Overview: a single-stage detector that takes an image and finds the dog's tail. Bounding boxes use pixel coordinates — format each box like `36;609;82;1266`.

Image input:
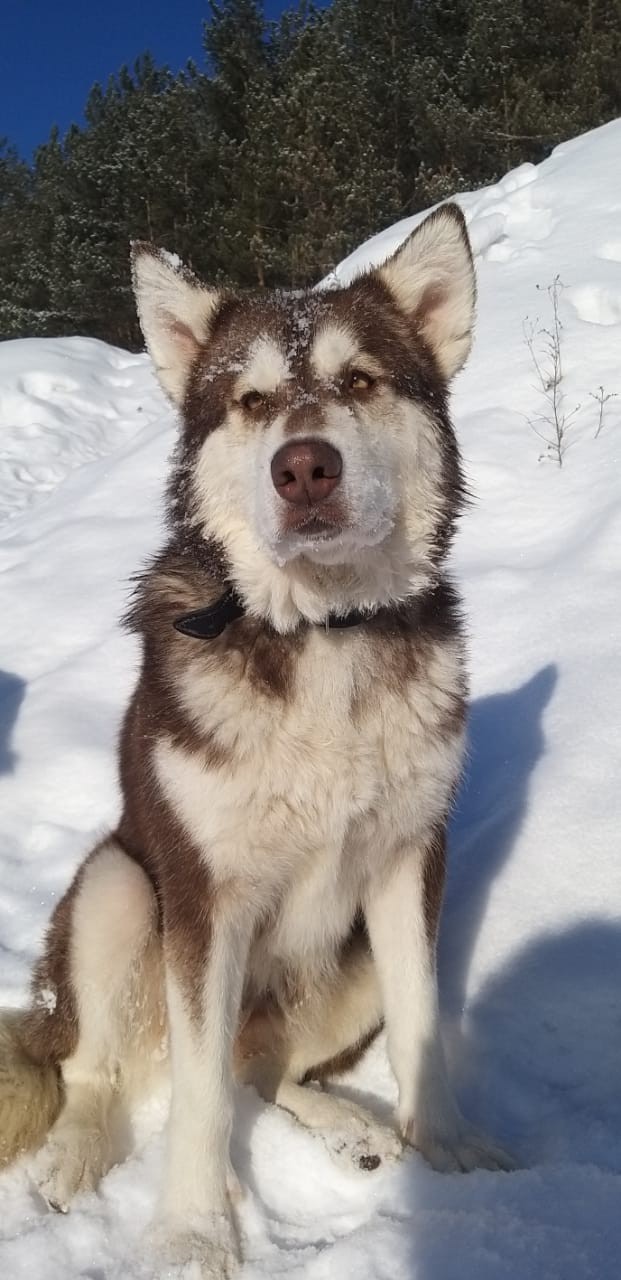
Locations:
0;1010;62;1167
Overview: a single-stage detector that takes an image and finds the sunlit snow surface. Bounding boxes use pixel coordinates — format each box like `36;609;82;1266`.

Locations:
1;119;621;1277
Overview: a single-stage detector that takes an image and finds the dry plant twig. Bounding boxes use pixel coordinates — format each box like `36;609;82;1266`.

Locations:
523;276;580;467
590;385;617;439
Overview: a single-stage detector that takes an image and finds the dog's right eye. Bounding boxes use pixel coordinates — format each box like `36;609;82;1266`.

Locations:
240;390;266;412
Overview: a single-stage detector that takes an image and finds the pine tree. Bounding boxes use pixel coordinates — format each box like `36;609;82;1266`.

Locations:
0;141;36;336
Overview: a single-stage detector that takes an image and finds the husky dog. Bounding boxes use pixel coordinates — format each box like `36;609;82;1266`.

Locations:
0;205;511;1276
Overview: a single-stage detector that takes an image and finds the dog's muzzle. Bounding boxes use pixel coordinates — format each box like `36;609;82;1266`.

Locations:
270;437;345;539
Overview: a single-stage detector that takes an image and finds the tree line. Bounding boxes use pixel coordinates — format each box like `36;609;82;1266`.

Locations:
1;0;620;349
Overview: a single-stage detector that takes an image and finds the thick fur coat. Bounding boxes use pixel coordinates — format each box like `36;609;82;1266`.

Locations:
0;205;511;1278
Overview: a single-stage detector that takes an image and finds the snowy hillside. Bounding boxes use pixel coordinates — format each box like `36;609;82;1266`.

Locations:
1;117;621;1278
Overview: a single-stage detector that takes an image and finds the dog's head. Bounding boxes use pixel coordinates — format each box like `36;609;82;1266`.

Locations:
131;206;474;630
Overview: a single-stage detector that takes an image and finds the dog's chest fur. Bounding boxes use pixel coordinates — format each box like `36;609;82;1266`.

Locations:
152;613;465;976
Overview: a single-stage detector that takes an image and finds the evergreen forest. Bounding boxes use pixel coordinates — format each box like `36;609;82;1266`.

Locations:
1;0;620;347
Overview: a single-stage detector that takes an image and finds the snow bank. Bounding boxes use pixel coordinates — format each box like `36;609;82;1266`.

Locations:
1;118;621;1278
0;337;163;520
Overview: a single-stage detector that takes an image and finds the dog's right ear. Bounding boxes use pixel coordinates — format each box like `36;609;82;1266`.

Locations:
130;243;220;404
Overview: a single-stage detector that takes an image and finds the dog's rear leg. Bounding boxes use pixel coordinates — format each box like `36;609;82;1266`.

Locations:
31;838;164;1210
237;948;402;1171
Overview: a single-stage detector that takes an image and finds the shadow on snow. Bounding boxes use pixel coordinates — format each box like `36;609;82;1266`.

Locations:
0;669;26;775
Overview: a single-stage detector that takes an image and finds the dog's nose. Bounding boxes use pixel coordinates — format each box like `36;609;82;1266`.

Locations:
271;439;343;505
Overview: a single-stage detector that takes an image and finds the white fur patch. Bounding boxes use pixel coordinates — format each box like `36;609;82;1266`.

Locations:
235;335;290;396
311;323;360;380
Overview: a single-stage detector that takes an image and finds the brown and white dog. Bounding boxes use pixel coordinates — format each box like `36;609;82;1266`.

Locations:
0;205;511;1277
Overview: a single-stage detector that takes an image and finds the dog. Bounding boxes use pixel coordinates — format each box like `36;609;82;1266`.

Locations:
0;203;511;1277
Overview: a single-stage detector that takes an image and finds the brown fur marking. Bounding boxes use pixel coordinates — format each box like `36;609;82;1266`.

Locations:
422;825;448;949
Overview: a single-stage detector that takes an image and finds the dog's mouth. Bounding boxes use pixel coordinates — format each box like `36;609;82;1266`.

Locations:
269;505;356;566
286;515;342;539
270;504;398;568
280;506;346;541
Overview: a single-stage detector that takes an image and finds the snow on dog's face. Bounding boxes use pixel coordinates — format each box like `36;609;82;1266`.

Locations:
131;207;475;627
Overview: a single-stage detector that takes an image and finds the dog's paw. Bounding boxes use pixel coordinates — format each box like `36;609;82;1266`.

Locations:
31;1123;112;1211
316;1101;403;1173
403;1116;515;1173
146;1212;240;1280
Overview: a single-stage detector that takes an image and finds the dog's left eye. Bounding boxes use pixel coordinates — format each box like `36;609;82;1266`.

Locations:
347;369;375;392
240;390;266;411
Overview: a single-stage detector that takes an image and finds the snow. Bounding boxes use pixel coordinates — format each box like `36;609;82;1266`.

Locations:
0;337;162;521
1;116;621;1277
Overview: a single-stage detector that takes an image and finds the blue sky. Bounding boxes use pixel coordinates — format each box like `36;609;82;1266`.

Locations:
1;1;303;160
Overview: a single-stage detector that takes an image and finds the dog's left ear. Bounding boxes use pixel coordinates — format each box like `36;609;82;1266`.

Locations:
130;243;221;404
377;204;475;380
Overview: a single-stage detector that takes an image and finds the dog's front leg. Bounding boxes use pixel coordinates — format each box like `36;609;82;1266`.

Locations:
150;899;254;1278
365;837;513;1173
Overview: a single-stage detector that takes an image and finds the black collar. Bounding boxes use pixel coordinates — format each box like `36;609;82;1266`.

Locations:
173;587;378;639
